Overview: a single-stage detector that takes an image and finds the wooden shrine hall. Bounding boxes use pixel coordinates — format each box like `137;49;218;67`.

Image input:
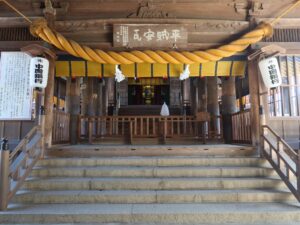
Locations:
2;1;300;224
51;53;248;145
1;0;300;148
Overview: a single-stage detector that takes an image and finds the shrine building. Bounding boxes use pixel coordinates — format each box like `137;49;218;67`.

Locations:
1;0;300;224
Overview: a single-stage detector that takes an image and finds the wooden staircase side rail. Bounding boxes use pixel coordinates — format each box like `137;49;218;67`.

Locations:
261;125;300;202
0;125;43;210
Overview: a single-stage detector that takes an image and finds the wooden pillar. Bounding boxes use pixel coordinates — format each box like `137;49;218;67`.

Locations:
198;77;207;112
248;59;261;147
182;78;191;115
65;77;71;113
65;78;80;144
221;77;237;114
43;55;56;148
81;77;97;117
97;81;104;116
106;78;116;115
87;78;97;117
102;80;108;116
207;77;220;116
221;77;237;143
207;77;220;138
81;77;88;116
21;43;55;158
43;1;56;148
97;80;106;136
191;78;198;115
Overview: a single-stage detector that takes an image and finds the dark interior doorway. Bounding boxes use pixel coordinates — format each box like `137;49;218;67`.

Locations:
128;84;170;105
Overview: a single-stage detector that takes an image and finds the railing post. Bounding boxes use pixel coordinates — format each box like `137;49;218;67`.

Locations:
39;105;46;159
162;119;167;144
0;138;10;211
259;126;265;158
128;121;133;145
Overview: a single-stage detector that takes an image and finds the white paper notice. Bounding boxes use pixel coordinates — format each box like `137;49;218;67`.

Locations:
0;52;33;120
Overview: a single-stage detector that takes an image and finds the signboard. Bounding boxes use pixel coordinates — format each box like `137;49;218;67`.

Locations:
258;57;282;89
0;52;33;120
113;24;187;48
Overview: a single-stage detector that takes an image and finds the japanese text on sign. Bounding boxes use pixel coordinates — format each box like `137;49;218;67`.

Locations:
114;24;187;48
267;64;280;85
30;57;49;88
0;52;33;120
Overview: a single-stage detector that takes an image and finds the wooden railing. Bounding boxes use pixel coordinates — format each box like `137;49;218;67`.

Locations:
0;126;43;210
261;125;300;202
231;110;252;144
52;110;70;144
78;115;223;144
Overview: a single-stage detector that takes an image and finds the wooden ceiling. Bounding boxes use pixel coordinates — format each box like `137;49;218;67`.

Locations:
1;0;299;21
1;0;300;51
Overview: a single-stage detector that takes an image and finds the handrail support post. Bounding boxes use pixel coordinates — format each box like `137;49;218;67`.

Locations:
0;138;10;211
129;121;133;145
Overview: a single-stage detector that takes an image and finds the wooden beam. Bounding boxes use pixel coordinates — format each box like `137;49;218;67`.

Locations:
256;18;300;29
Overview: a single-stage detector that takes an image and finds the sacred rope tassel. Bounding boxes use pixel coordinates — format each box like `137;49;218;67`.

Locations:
30;18;273;65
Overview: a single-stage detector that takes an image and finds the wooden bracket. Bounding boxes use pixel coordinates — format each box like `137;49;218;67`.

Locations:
21;44;56;59
248;44;286;61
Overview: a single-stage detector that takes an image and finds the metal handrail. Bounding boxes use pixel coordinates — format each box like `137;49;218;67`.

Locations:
261;125;300;202
0;125;43;210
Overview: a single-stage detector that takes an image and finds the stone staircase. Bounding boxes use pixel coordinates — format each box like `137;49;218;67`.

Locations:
0;145;300;224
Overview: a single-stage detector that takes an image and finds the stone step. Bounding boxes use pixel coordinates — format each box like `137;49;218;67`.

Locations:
47;145;255;157
4;224;300;225
36;157;266;168
1;203;300;224
23;177;285;191
13;189;295;204
30;166;276;178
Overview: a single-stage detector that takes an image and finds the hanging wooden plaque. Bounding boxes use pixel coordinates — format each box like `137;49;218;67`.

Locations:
113;24;188;48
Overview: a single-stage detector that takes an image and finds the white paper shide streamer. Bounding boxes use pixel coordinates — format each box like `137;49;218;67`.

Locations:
115;65;125;83
160;102;170;116
258;57;282;88
30;57;49;88
179;65;190;80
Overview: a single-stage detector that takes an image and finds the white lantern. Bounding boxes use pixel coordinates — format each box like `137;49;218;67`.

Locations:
29;57;49;88
258;57;282;88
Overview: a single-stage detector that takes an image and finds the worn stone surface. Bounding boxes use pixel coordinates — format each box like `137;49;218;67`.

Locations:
1;203;300;224
2;148;300;224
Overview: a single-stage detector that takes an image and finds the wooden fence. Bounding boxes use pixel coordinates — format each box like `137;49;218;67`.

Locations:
231;110;252;144
52;110;70;144
78;115;223;144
